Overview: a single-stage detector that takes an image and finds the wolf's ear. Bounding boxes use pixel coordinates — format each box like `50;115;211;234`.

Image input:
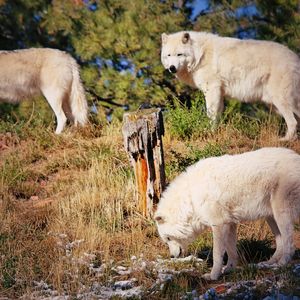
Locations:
182;32;190;44
161;33;168;44
154;214;165;224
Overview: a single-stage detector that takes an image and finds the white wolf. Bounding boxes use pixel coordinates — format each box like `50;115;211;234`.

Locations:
161;31;300;140
154;147;300;280
0;48;88;133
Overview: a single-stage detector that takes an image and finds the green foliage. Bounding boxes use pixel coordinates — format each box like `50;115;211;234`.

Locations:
221;100;283;139
166;92;211;139
193;0;249;36
1;256;17;289
2;0;299;123
0;0;50;49
0;97;55;136
166;142;228;179
193;0;300;53
1;156;29;190
0;0;191;111
0;154;44;201
165;92;279;141
257;0;300;52
190;142;227;160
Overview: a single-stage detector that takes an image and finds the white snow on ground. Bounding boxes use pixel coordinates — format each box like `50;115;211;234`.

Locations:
27;256;300;299
25;253;204;299
19;234;300;299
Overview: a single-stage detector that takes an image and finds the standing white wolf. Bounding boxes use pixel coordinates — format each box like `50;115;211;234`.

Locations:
0;48;88;133
154;147;300;280
161;31;300;140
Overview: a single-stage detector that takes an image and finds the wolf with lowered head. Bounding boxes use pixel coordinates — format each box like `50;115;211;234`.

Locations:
155;147;300;280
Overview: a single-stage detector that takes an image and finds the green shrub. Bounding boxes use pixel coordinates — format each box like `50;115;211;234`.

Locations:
1;256;17;289
221;100;282;139
166;142;228;179
166;94;283;140
165;92;211;140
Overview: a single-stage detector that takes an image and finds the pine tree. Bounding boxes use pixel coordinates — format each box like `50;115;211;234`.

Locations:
0;0;193;111
2;0;299;115
193;0;300;53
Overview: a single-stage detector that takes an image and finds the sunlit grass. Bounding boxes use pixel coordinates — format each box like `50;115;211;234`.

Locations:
1;100;300;298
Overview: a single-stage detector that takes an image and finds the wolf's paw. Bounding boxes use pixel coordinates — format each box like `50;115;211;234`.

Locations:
256;262;279;269
202;272;219;281
279;134;297;142
202;273;212;281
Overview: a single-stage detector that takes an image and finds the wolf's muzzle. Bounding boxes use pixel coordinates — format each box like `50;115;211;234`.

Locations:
170;246;182;258
169;65;177;73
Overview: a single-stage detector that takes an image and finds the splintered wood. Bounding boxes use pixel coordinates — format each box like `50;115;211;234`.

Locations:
122;108;166;217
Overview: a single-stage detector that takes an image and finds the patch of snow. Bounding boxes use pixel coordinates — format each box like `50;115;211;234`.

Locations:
98;285;143;299
112;265;132;275
113;279;137;290
256;262;279;270
156;254;203;264
25;250;300;299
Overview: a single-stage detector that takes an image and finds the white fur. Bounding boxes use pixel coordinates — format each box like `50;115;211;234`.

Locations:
161;31;300;140
155;147;300;280
0;48;88;133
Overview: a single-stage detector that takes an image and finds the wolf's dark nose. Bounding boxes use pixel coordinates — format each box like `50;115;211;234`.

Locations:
169;65;177;73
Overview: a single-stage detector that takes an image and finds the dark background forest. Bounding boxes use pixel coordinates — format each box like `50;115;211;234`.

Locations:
1;0;300;115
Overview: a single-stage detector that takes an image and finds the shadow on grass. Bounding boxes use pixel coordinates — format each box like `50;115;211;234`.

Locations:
196;237;274;266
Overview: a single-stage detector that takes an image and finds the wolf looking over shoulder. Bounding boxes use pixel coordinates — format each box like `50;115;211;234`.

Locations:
161;31;300;140
0;48;88;133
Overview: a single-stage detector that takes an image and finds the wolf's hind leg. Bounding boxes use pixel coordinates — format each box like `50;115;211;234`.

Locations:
263;216;283;264
42;86;68;134
271;192;295;265
273;100;298;141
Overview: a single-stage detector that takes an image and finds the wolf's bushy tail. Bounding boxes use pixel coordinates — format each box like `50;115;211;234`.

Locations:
69;58;88;126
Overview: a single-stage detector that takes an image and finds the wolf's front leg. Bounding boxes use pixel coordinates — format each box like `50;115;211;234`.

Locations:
223;223;238;273
204;87;224;127
202;225;226;281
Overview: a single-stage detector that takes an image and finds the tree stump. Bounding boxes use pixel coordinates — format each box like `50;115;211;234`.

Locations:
122;108;166;217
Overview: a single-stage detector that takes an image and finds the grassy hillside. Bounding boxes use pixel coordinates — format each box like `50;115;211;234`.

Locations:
1;97;300;299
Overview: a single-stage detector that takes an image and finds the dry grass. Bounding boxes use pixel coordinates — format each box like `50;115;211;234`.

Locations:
1;103;300;298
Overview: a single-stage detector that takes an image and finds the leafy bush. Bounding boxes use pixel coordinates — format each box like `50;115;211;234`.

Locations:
221;100;283;139
166;142;228;179
165;92;211;140
165;93;282;141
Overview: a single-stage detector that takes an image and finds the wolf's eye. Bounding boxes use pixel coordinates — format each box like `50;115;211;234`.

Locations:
167;54;171;56
166;237;171;241
177;53;183;56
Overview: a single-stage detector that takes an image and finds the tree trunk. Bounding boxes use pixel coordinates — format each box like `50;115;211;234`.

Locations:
122;108;166;217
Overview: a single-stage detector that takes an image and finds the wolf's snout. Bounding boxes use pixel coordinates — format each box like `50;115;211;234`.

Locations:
170;246;182;258
169;65;177;73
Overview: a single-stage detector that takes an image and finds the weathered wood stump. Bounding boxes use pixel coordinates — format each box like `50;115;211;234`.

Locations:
122;108;166;217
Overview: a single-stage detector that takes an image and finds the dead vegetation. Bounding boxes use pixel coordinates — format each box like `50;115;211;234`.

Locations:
1;99;300;299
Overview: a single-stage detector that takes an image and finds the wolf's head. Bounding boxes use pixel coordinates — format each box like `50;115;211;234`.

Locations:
154;178;203;258
161;31;203;74
154;211;194;258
